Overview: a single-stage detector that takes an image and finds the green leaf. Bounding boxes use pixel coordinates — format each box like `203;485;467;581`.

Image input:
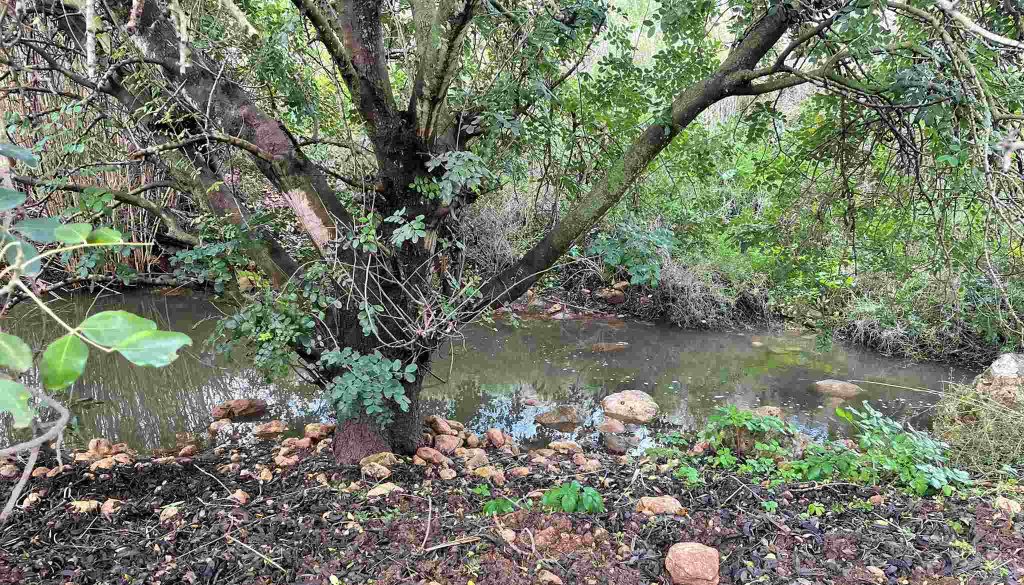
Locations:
0;187;27;211
54;223;93;244
561;492;579;513
41;334;89;390
87;227;123;244
12;217;61;243
0;332;33;373
114;330;192;367
3;237;41;276
78;310;157;347
0;379;34;428
0;143;39;167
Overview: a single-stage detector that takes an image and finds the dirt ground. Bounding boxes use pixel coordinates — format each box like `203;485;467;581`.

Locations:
1;430;1022;585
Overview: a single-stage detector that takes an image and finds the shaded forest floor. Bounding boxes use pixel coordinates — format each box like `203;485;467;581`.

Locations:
1;432;1023;585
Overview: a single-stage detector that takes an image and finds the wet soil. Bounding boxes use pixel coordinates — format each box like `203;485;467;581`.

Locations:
1;435;1022;585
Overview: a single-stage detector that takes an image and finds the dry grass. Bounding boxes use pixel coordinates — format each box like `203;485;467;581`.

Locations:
933;383;1024;477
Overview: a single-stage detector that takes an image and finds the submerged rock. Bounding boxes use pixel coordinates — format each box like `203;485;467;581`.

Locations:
591;342;629;353
665;542;720;585
814;379;863;399
602;390;659;424
211;399;267;420
534;405;581;431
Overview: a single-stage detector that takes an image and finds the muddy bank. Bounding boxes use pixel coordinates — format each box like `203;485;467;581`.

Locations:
1;427;1022;585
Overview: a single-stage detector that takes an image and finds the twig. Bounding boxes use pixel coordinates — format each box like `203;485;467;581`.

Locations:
421;496;432;550
422;535;480;552
225;534;286;572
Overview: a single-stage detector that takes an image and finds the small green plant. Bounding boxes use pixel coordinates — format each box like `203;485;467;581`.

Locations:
710;447;737;469
761;500;779;513
471;484;492;497
806;502;825;517
673;465;702;486
482;498;517;515
541;482;605;514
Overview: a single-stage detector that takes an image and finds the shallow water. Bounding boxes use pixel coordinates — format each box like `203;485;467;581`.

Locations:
0;292;974;451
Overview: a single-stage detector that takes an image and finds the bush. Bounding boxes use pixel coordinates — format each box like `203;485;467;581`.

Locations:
933;383;1024;476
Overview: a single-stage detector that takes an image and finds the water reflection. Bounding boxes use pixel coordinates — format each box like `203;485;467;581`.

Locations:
1;293;975;451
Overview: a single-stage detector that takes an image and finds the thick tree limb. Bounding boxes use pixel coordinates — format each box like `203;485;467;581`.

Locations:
14;175;201;246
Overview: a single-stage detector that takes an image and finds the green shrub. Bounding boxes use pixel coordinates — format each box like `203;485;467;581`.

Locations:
587;222;676;286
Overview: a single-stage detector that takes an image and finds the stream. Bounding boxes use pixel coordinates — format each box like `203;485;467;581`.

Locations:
0;291;975;451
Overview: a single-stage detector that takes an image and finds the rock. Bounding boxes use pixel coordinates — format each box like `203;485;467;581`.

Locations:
974;353;1024;405
90;457;118;472
438;468;457;480
211;398;268;420
283;437;312;450
434;434;463;454
534;405;581;431
602;432;638;454
412;455;427;466
367;483;403;498
274;454;299;467
425;415;457;436
0;464;17;479
595;288;626;304
813;379;863;399
485;428;505;448
868;494;885;506
665;543;720;585
178;445;198;458
22;491;42;509
591;342;629;353
580;458;601;473
447;419;465;431
70;500;100;514
498;528;517;543
533;448;556;458
416;447;449;466
597;418;626;433
601;390;659;424
304;423;336;442
159;506;180;522
465;433;481;448
359;452;400;468
45;466;64;478
473;465;498;479
612;281;630;291
753;406;784;418
208;418;232;435
253;420;286;438
361;462;392;480
30;466;49;478
509;466;531;478
258;467;274;482
548;440;583;454
636;495;684;516
100;499;122;517
572;453;587;466
994;496;1022;516
491;470;507;486
537;569;564;585
229;489;250;505
865;566;886;584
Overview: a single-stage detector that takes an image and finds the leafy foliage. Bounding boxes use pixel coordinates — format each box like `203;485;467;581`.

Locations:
586;223;676;286
321;348;417;427
541;481;605;514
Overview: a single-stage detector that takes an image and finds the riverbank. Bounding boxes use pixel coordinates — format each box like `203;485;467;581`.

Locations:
2;417;1022;585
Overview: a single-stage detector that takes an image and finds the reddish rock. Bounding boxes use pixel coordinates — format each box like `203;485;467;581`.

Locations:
602;390;659;424
252;420;286;438
433;434;463;454
665;542;720;585
304;423;336;442
595;288;626;304
425;415;457;436
814;380;862;399
178;445;198;458
636;495;684;516
416;447;449;466
465;433;481;448
283;437;312;450
597;418;626;433
753;406;784;418
88;438;113;457
868;494;885;506
612;281;630;291
208;419;232;435
485;428;505;448
548;440;582;454
509;466;530;478
211;399;268;420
